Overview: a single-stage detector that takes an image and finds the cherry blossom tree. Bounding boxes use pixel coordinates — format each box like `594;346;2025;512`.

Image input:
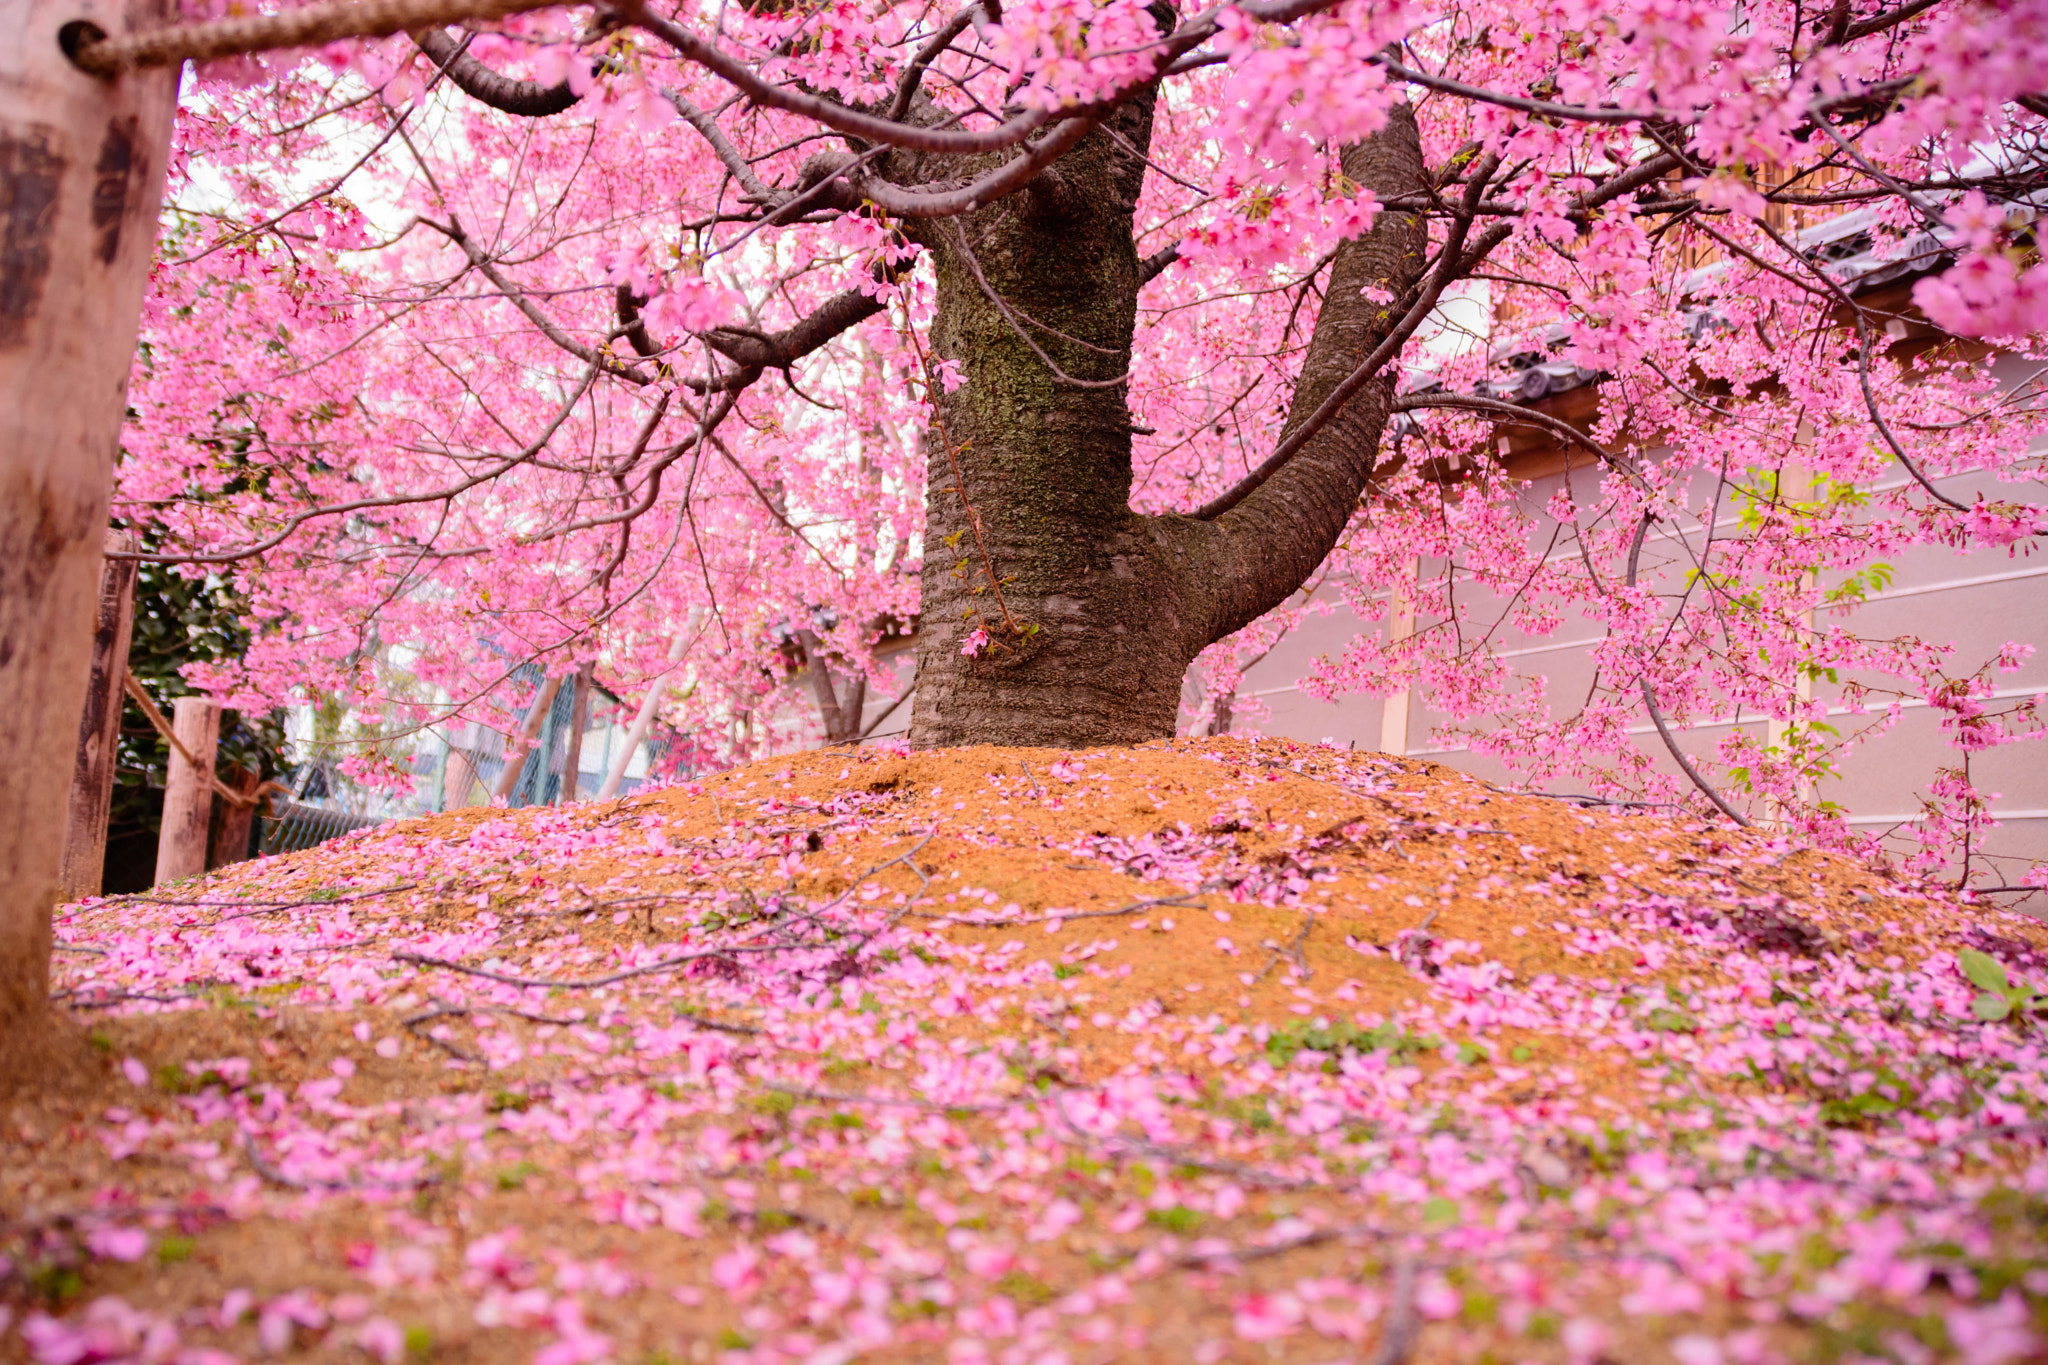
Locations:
134;0;2043;824
5;0;2046;1045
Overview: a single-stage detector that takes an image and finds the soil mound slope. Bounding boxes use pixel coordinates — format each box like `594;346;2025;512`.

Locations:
7;737;2047;1365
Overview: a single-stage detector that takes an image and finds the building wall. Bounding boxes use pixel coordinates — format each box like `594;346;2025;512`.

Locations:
851;366;2044;904
1217;429;2048;901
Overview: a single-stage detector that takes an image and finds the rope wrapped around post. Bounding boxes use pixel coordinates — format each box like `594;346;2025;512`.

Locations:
120;672;291;814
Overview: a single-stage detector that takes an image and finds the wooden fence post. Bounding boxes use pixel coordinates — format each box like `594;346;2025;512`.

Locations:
154;697;220;885
0;0;180;1050
58;533;139;901
210;764;260;869
441;744;477;810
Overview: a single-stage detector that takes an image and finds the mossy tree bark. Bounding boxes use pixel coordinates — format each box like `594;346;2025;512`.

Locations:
904;106;1428;748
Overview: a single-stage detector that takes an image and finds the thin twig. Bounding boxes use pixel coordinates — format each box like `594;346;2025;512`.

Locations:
1257;913;1315;982
760;1083;1012;1113
1367;1257;1421;1365
1172;1222;1396;1268
404;997;759;1038
241;1133;436;1193
1394;907;1439;969
97;885;414;910
392;943;794;990
905;893;1200;929
56;989;214;1009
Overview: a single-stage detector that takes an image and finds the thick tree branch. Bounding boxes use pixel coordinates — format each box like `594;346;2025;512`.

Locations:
616;286;659;360
625;0;1068;157
700;284;891;374
1194;149;1678;524
797;115;1108;219
1193;142;1488;524
1191;106;1431;642
67;0;570;73
413;27;580;116
1139;243;1181;283
884;5;984;122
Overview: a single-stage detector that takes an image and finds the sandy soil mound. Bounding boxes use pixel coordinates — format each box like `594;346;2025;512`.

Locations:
6;738;2046;1365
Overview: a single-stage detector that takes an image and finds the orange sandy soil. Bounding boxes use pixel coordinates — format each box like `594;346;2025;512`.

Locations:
5;737;2047;1365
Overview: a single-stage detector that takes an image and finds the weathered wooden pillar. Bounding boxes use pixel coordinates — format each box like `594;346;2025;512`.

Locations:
154;698;220;885
57;533;140;901
210;764;260;869
0;0;179;1053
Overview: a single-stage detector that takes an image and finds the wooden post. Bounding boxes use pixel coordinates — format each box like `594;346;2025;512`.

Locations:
209;764;260;869
559;662;593;804
1377;560;1418;758
0;0;179;1050
441;743;476;810
490;673;564;804
57;533;139;901
154;698;219;885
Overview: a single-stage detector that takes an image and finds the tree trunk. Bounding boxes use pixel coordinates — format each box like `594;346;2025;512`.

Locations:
908;107;1427;749
0;0;178;1067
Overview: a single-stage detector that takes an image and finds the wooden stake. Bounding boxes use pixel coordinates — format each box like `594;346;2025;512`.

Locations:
559;662;593;803
154;698;220;886
0;0;179;1046
210;764;261;869
58;533;140;902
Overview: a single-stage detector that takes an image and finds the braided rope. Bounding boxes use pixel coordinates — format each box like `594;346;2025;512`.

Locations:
68;0;574;75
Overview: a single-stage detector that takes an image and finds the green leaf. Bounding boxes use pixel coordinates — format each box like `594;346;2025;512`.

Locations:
1644;1008;1699;1034
1959;950;2010;993
1972;992;2013;1022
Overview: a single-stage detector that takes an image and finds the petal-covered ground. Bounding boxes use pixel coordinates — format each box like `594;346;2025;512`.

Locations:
6;737;2048;1365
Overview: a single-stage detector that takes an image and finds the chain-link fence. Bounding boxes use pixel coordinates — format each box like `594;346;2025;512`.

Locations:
260;670;666;855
